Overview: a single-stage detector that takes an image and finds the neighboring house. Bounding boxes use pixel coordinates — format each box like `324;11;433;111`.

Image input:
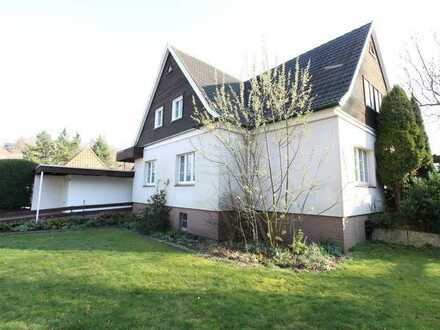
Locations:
0;146;23;160
64;147;108;169
31;147;133;214
117;22;389;251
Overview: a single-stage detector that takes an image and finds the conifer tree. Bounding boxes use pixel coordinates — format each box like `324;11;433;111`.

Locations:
375;86;423;211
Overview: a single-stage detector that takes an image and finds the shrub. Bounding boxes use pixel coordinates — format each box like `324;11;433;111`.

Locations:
138;190;170;234
0;159;36;210
0;214;138;233
370;212;403;230
401;173;440;233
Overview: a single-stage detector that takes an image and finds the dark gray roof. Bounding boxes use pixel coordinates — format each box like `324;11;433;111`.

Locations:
173;22;373;112
171;47;241;103
35;165;134;177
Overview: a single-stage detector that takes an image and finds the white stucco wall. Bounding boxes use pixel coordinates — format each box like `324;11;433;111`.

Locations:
133;111;345;217
31;174;133;210
31;174;68;210
65;175;133;207
337;112;384;216
132;129;222;211
255;113;343;217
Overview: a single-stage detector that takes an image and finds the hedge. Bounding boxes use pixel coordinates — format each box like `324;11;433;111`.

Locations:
0;159;36;210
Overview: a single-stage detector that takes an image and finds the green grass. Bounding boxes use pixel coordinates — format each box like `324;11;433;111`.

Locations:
0;229;439;329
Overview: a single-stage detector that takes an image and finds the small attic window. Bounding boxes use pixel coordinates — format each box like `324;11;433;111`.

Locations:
323;64;343;70
369;42;377;58
167;65;173;73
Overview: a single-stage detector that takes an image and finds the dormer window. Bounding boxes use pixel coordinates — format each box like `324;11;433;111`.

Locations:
154;107;163;129
172;95;183;121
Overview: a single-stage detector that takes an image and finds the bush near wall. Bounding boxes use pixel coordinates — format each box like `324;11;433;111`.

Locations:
0;159;36;210
372;173;440;234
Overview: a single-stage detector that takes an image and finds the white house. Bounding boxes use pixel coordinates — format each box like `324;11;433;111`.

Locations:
117;22;389;251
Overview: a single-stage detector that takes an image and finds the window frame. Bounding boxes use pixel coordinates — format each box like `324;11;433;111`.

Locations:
179;212;188;231
154;107;163;129
363;77;382;112
144;160;156;186
176;152;195;185
171;95;184;122
354;148;370;186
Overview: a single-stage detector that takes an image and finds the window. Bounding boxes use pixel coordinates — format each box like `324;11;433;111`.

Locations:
179;212;188;231
354;148;369;184
177;152;195;184
144;160;156;186
369;42;377;58
154;107;163;129
172;95;183;121
363;77;382;112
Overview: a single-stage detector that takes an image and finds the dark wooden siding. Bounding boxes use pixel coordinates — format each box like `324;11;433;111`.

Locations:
137;54;204;146
341;37;387;129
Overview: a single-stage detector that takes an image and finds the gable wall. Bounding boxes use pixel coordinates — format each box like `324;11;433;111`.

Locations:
341;37;387;128
137;54;205;147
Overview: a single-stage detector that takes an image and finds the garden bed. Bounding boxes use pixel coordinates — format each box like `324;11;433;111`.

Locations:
149;231;343;272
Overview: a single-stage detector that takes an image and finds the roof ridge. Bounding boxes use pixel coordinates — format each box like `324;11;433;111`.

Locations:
246;22;373;82
170;45;240;82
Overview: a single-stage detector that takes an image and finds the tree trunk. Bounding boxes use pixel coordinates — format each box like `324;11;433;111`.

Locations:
394;183;401;212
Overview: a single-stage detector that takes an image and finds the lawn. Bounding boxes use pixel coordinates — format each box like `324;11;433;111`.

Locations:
0;229;439;329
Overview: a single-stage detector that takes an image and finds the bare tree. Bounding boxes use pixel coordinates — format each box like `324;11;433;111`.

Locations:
192;58;338;249
404;34;440;110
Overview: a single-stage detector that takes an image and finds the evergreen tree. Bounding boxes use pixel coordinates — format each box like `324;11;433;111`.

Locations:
54;129;81;164
91;135;113;166
375;86;423;211
410;97;434;177
23;131;56;164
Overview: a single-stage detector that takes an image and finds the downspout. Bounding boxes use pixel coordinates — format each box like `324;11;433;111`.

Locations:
35;171;44;223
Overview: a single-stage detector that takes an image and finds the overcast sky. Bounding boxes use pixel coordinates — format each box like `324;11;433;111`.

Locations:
1;0;439;152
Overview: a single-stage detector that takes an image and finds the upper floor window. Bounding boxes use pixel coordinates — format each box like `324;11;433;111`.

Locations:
144;160;156;186
354;148;369;185
363;77;382;112
177;152;195;184
154;107;163;129
172;95;184;121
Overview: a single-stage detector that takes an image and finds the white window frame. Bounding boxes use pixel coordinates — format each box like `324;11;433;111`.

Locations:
154;107;163;129
354;148;370;186
171;95;184;121
144;160;156;186
177;152;195;185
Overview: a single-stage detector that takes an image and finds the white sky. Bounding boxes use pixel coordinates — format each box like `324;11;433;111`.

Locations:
1;0;439;152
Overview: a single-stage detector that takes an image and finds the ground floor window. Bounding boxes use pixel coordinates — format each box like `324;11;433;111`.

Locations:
177;152;195;184
179;212;188;231
354;148;369;184
144;160;156;186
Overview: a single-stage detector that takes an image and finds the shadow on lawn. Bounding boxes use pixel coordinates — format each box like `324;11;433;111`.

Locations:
1;244;440;329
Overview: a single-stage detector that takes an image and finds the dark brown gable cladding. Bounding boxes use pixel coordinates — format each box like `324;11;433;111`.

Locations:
136;54;204;147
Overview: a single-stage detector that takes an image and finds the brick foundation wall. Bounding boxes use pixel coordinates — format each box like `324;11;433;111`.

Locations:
343;214;368;252
294;214;345;248
133;203;220;240
133;203;367;252
169;207;219;240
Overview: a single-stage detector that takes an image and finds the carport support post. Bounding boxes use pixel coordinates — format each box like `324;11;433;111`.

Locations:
35;171;44;223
